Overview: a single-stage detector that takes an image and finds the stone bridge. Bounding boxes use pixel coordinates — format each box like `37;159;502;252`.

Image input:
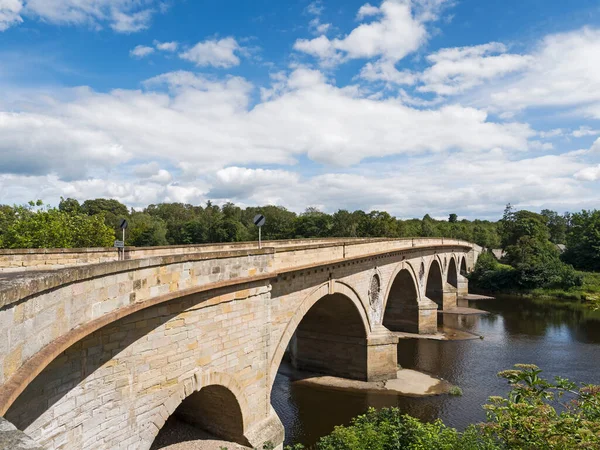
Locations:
0;238;481;450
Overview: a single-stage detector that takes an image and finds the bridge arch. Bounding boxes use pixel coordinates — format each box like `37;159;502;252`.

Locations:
269;281;371;387
460;256;468;276
447;257;458;288
147;371;251;449
382;263;421;333
425;258;444;307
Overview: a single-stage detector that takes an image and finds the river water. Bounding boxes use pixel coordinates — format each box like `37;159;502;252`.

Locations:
270;296;600;447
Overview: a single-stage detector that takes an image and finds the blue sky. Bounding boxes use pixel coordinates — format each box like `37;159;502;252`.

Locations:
1;0;600;219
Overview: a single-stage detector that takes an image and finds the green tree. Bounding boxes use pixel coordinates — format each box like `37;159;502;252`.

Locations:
294;208;333;238
563;210;600;271
128;212;168;247
0;203;114;249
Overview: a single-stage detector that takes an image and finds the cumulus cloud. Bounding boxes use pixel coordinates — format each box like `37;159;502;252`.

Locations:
417;42;532;95
573;126;600;138
294;0;431;66
154;40;178;52
0;0;23;31
575;165;600;181
179;37;244;68
472;27;600;114
16;0;161;33
130;45;154;58
0;67;534;189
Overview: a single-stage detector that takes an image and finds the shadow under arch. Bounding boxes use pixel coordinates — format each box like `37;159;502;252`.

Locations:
382;267;420;333
460;256;468;276
149;371;251;449
269;281;371;388
426;258;444;307
447;257;458;288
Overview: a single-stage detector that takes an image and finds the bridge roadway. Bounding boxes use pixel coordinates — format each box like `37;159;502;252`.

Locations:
0;237;480;450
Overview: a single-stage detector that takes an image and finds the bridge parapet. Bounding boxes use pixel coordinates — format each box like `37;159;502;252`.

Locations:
0;238;482;272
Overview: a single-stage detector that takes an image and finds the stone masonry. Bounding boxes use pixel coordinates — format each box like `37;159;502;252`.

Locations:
0;239;481;450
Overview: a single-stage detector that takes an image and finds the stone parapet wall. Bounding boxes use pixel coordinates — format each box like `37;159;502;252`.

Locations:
0;238;473;271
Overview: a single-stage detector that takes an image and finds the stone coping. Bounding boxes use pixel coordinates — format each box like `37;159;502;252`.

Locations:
0;247;276;309
0;237;477;255
0;241;473;310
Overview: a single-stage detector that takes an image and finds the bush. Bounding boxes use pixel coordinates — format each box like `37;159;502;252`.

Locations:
316;408;500;450
482;364;600;449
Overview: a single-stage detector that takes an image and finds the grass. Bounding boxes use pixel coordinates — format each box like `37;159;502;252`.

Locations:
448;386;463;396
529;271;600;310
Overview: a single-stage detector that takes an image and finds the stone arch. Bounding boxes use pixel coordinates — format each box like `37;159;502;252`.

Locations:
146;371;251;449
425;258;444;307
460;256;468;276
268;281;371;387
447;257;458;288
382;266;420;333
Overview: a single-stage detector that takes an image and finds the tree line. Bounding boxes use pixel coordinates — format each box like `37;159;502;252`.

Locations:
2;198;600;275
0;198;503;249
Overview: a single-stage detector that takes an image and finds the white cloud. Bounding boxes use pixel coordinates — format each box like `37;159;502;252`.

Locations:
209;167;300;199
179;37;244;68
473;27;600;114
0;0;23;31
417;42;532;95
539;128;564;139
154;40;178;52
21;0;160;33
294;0;430;66
575;165;600;181
0;67;534;191
359;60;416;85
130;45;155;58
306;1;331;36
356;3;381;20
573;126;600;138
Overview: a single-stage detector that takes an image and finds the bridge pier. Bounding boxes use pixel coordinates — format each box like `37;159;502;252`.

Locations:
442;283;458;310
457;274;469;297
290;326;398;382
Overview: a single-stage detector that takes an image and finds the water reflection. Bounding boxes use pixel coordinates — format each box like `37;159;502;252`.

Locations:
271;296;600;446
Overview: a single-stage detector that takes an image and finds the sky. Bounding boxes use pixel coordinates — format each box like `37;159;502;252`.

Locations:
1;0;600;219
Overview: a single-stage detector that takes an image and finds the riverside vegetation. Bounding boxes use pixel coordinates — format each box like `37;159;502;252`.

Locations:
225;365;600;450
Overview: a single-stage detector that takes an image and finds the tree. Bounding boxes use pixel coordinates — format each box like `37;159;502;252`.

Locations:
58;197;82;214
562;210;600;271
294;208;333;238
128;213;168;247
421;214;438;237
449;213;458;223
541;209;568;244
0;203;114;249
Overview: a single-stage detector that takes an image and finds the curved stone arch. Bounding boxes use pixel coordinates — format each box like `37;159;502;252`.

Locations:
425;255;445;307
268;280;371;388
381;260;422;313
447;255;459;288
141;370;251;449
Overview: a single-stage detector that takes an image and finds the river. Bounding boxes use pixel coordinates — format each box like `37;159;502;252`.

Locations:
271;295;600;447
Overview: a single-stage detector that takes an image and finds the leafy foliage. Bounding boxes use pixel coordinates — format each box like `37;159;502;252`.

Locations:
470;206;582;292
482;364;600;449
0;202;114;248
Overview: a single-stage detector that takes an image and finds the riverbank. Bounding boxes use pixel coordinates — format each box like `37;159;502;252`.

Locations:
471;271;600;311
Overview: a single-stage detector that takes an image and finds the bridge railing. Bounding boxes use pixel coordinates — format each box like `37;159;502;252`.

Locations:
0;238;479;272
